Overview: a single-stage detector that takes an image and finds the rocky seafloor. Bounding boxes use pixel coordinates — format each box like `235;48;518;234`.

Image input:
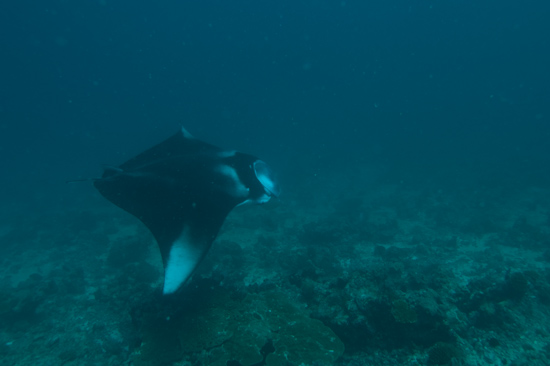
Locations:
1;170;550;366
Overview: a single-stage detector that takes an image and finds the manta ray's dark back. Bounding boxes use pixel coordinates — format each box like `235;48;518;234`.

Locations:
94;127;279;294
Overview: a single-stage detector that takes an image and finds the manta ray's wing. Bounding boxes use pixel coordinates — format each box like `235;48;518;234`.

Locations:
94;127;279;294
117;127;220;171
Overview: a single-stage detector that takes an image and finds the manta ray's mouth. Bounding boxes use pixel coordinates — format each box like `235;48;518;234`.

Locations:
253;160;280;198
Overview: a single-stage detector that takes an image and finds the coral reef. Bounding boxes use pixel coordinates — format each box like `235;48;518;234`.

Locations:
2;171;550;365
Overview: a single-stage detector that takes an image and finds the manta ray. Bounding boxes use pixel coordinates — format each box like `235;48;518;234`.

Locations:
94;127;280;294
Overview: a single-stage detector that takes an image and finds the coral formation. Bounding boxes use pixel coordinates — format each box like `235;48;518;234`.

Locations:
427;342;462;365
131;288;344;366
391;299;418;324
504;271;529;300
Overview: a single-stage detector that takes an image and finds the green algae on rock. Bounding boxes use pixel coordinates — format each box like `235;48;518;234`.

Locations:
131;316;183;366
391;299;418;324
132;289;344;366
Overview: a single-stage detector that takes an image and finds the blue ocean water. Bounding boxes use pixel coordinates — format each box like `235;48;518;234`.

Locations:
1;0;548;210
1;1;550;365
